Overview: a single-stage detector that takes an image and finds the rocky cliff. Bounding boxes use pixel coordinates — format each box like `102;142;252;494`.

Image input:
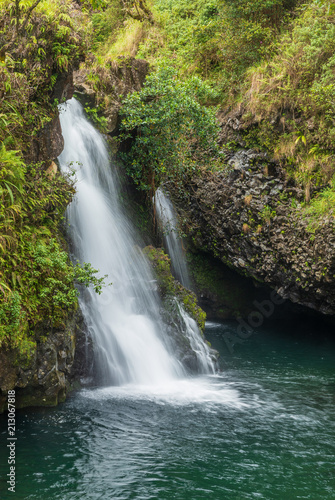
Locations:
171;144;335;316
0;312;87;413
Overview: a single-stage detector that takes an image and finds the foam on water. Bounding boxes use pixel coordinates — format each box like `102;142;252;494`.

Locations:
80;376;248;409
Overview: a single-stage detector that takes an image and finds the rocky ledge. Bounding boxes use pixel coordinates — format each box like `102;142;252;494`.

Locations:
74;56;149;134
0;312;90;413
171;149;335;316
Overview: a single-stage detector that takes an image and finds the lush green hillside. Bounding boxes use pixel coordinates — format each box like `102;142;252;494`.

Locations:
90;0;302;95
1;0;335;353
0;0;103;356
85;0;335;211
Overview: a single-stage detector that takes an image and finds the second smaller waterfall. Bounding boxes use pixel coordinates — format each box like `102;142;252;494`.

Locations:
155;188;191;289
154;188;216;374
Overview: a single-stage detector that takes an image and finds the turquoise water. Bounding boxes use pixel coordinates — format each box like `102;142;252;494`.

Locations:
1;320;335;499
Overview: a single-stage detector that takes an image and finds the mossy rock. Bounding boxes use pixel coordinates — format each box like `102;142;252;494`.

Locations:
187;251;263;320
143;245;206;332
0;312;82;413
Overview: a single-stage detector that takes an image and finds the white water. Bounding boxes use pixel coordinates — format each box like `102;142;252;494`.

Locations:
58;99;214;385
58;99;183;385
81;376;247;409
154;188;215;374
176;300;215;374
154;188;191;289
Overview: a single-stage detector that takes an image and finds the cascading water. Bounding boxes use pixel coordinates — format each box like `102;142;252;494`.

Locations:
154;187;215;374
176;300;215;374
58;98;214;384
154;188;191;289
58;99;184;385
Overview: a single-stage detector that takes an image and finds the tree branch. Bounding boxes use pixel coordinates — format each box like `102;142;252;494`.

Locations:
121;0;154;24
20;0;42;34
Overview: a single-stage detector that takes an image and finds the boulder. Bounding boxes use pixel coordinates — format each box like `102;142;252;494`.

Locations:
0;311;90;413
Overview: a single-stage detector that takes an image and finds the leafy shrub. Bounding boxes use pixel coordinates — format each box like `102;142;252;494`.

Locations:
0;150;108;354
90;0;124;49
0;0;86;151
120;65;220;191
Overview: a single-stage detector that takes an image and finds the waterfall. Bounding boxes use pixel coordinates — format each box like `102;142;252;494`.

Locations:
58;98;214;385
154;188;191;289
175;300;216;374
154;188;215;374
58;99;184;385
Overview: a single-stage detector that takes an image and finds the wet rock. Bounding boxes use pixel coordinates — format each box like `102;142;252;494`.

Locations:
27;70;77;164
0;310;89;413
52;71;74;103
30;114;64;163
170;148;335;317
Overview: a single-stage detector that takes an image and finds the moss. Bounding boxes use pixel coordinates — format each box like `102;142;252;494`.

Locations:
177;287;206;333
187;251;260;319
143;245;175;295
143;245;206;332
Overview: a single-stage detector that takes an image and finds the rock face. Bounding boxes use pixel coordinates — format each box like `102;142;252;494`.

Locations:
171;149;335;316
74;57;149;134
28;72;75;163
52;71;75;104
186;250;272;320
143;246;218;372
0;312;89;413
30;114;64;163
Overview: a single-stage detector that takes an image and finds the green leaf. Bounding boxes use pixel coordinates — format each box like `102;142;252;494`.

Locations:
4;182;14;204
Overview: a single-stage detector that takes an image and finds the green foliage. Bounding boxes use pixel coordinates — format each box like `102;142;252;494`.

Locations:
0;0;86;151
260;204;276;223
243;2;335;191
86;0;301;102
23;239;107;320
90;0;124;49
120;65;220;191
0;147;110;354
305;176;335;221
0;2;97;356
134;0;302;99
0;292;22;347
84;105;108;132
143;245;175;295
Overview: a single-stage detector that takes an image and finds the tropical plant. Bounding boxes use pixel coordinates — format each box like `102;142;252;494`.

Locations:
120;65;220;192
